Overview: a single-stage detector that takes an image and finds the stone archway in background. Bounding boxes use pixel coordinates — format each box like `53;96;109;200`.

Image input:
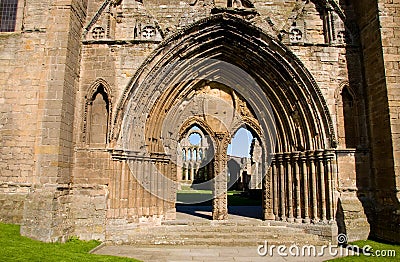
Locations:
171;82;266;219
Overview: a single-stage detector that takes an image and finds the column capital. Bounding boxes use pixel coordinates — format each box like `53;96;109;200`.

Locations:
315;149;325;158
283;152;291;161
306;150;315;159
291;151;300;160
276;153;284;162
299;151;307;161
323;149;336;159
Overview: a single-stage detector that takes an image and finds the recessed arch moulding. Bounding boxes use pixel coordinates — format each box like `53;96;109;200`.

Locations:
110;14;338;237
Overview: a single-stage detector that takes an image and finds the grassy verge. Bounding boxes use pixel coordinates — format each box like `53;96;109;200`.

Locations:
0;223;140;262
327;240;399;261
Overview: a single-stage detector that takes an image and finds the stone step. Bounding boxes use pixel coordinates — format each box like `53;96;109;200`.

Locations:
125;225;307;235
132;232;314;240
131;227;308;237
107;222;329;246
128;237;326;246
161;219;272;226
132;234;321;242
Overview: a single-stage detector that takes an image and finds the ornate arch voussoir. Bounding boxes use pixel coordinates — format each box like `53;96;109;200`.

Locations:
113;13;336;150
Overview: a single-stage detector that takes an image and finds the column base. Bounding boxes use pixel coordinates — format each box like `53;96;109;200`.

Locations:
212;211;228;220
312;218;320;224
263;211;275;220
295;217;303;223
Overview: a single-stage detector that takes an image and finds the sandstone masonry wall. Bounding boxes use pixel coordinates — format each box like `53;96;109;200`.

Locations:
352;0;400;242
1;0;398;243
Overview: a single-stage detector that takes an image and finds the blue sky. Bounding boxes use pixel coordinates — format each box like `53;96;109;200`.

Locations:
188;126;253;158
227;128;253;157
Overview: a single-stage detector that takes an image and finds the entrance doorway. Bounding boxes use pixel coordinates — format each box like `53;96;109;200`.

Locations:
227;127;263;219
176;125;214;220
175;126;264;220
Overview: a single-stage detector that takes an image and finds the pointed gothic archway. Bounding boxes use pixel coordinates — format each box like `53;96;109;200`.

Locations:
110;13;336;224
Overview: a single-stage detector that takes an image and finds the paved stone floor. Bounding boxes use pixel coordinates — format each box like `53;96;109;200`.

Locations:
94;207;348;261
175;205;263;222
94;245;348;262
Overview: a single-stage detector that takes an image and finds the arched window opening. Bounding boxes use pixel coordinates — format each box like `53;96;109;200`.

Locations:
88;85;109;147
341;87;357;148
178;124;213;187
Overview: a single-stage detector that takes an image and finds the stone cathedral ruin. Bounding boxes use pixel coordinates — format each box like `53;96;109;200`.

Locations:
0;0;399;244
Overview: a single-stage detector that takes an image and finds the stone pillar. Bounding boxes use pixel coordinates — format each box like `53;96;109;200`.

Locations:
285;152;294;222
308;151;318;222
177;160;182;182
300;152;310;223
317;150;327;222
165;159;177;220
263;162;275;220
277;154;286;221
272;157;279;220
324;150;335;222
323;4;335;44
185;163;189;181
212;133;228;220
292;152;302;223
190;165;194;181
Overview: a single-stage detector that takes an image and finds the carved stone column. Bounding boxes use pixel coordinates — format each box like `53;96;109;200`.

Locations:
308;151;318;222
292;152;302;223
190;165;195;181
324;150;335;222
317;149;327;222
212;132;229;220
300;152;310;223
185;163;189;181
277;154;286;221
323;4;335;44
272;157;279;220
263;161;275;220
285;152;294;222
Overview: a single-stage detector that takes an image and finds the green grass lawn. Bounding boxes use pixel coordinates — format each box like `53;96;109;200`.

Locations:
327;240;399;261
0;223;140;262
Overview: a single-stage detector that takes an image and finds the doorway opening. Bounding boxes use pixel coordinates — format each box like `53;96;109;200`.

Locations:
227;126;263;219
176;125;214;219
